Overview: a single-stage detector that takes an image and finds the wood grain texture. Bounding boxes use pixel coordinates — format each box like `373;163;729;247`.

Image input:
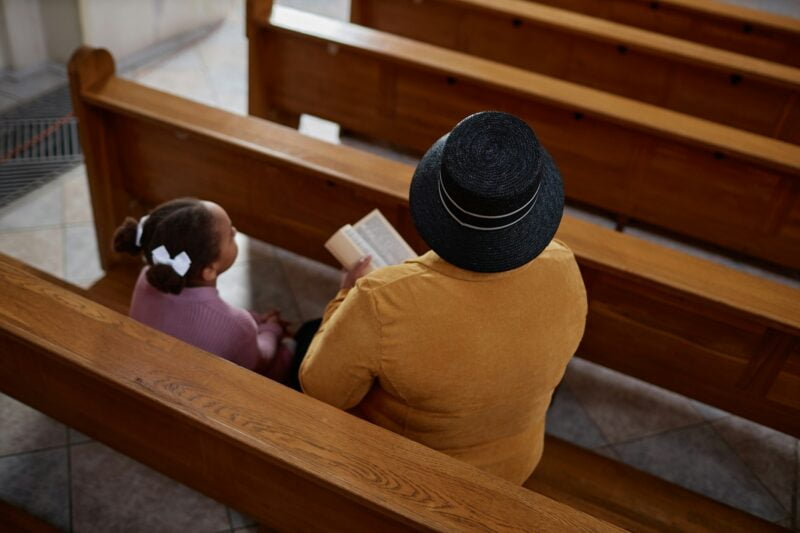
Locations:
351;0;800;141
252;6;800;269
0;255;615;532
526;439;783;532
70;46;800;436
519;0;800;67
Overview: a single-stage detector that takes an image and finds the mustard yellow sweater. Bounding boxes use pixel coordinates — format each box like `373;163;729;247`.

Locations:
300;240;587;484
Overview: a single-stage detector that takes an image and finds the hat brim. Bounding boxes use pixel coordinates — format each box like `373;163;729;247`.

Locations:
409;134;565;273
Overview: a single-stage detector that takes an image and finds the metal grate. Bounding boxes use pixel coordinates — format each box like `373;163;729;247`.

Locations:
0;84;83;209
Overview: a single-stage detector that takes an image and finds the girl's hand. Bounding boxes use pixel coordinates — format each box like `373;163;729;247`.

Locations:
341;255;372;289
261;310;291;331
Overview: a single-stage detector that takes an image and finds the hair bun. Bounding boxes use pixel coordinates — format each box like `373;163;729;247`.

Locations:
146;263;187;294
113;217;141;255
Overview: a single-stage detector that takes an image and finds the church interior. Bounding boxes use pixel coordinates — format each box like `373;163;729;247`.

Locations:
0;0;798;531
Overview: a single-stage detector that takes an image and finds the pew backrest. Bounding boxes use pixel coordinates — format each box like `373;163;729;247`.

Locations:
248;3;800;270
517;0;800;67
72;46;800;437
351;0;800;142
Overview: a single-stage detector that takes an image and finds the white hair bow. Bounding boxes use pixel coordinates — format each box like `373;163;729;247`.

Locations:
135;215;149;247
151;245;192;277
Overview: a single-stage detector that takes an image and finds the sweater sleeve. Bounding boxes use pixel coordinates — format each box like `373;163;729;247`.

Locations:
299;283;382;410
231;319;283;373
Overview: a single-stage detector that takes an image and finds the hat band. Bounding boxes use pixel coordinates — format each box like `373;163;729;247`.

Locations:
437;175;541;231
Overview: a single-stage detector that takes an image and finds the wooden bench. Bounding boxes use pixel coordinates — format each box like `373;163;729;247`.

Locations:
0;252;616;532
519;0;800;67
71;46;800;439
247;2;800;270
351;0;800;142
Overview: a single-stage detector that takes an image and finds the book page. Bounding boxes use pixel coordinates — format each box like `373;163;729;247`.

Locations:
324;225;382;273
353;209;417;266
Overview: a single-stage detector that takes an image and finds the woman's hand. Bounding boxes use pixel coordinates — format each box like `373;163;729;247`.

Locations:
340;255;372;289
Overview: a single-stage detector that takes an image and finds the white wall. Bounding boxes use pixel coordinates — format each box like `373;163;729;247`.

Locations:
2;0;47;72
78;0;235;60
39;0;82;64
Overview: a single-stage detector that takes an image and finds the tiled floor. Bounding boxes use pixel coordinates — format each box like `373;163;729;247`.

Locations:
0;0;799;531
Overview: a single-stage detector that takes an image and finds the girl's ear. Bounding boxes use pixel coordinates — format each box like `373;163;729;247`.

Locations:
201;264;218;282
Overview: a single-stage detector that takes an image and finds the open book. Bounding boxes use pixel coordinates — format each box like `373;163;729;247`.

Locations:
325;209;417;273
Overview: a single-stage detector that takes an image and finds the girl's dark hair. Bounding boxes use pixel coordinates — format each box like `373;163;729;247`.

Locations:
112;198;221;294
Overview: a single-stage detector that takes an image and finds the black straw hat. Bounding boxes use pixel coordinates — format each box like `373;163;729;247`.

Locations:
409;111;564;273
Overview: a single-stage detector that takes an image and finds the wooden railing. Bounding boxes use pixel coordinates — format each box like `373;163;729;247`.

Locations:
247;3;800;270
351;0;800;142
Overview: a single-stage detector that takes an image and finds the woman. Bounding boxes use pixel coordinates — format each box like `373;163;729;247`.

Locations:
299;111;587;484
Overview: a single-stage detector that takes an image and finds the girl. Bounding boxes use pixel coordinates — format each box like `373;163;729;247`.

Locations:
113;198;295;383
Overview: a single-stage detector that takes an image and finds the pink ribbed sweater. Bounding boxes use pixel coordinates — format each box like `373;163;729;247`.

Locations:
129;268;291;380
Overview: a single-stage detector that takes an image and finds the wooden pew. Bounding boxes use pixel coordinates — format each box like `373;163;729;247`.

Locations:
518;0;800;67
60;46;788;530
247;3;800;271
0;253;614;532
70;46;800;438
350;0;800;143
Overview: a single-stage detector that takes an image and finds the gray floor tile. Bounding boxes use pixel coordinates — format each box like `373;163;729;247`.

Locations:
712;416;797;515
0;179;63;230
0;92;19;112
0;394;66;456
563;204;616;229
62;165;93;225
623;224;800;289
64;224;103;284
274;246;341;323
216;245;302;327
545;384;609;449
593;445;620;460
721;0;800;17
615;424;787;522
71;442;230;533
0;448;70;530
0;69;65;100
0;226;64;276
564;357;703;444
68;428;92;445
229;507;257;528
690;399;731;422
